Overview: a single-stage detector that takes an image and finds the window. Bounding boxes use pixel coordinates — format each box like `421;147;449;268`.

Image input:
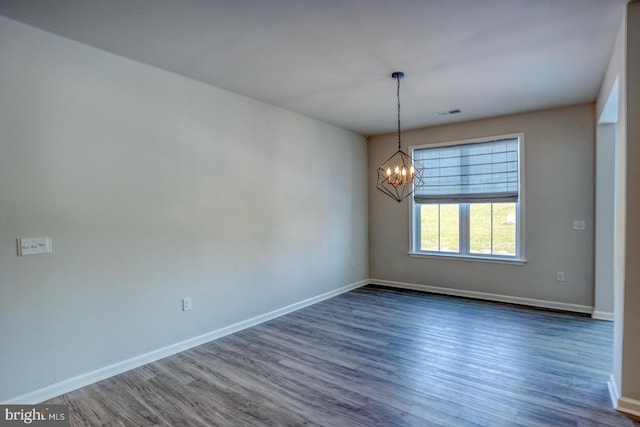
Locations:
410;134;524;261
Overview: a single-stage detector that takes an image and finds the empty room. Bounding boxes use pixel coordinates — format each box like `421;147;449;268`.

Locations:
1;0;639;426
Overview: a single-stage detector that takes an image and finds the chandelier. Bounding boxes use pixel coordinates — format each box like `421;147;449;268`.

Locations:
376;72;424;202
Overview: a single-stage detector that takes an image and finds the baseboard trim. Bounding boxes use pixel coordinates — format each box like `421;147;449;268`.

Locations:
609;374;621;408
609;374;640;418
617;397;640;419
369;278;594;314
592;310;615;321
4;279;368;404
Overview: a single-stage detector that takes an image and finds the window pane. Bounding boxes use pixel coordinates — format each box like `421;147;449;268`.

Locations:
492;203;516;255
420;205;440;251
470;203;492;254
439;204;459;252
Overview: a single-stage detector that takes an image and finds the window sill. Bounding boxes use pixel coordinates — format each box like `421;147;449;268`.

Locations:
408;252;527;265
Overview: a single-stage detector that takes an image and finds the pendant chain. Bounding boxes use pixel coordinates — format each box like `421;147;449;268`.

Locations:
397;76;402;151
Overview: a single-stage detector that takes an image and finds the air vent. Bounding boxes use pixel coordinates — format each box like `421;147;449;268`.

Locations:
437;109;462;116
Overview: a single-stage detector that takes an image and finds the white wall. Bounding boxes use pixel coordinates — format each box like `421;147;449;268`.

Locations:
595;5;627;408
0;17;368;402
368;104;595;308
594;123;616;318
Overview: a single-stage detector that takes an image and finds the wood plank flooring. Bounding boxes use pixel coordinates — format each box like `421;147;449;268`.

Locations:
46;285;640;426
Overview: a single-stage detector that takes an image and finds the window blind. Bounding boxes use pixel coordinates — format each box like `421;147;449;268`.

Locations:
413;138;519;204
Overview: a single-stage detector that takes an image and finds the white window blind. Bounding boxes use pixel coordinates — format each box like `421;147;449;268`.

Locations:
413;138;519;204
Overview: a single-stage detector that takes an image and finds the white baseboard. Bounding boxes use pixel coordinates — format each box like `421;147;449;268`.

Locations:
609;373;621;408
617;397;640;418
4;279;368;404
592;310;615;321
608;373;640;418
369;278;594;314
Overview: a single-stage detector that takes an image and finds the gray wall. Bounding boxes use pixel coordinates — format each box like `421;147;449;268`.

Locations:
0;17;368;402
368;104;595;307
622;0;640;408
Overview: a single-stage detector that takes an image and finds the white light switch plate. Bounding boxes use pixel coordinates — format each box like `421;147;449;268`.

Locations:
573;220;586;231
17;237;52;256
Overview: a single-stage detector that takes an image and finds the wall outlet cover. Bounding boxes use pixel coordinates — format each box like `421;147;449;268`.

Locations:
573;220;586;230
17;237;52;256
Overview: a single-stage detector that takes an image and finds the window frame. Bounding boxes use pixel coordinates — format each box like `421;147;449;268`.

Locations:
409;133;526;264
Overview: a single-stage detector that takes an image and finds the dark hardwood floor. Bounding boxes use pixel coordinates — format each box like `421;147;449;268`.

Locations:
47;285;639;426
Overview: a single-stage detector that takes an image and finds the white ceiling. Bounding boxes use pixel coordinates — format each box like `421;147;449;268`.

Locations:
0;0;627;136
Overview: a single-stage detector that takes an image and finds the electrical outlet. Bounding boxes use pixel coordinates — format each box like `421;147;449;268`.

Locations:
573;220;586;230
182;297;192;311
556;272;565;282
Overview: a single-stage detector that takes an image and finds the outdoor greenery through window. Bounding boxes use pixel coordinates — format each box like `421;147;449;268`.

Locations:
411;135;523;260
419;203;516;255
